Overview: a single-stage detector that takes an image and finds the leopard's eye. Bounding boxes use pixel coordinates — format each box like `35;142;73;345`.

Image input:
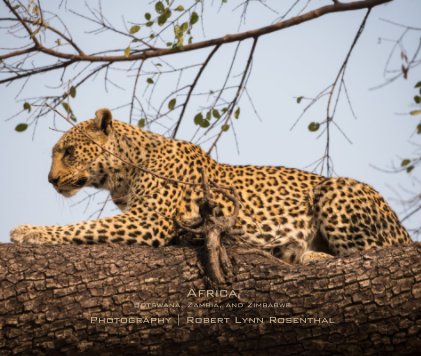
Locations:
63;146;75;158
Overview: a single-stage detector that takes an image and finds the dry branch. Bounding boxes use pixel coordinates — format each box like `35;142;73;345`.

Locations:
176;169;241;285
1;0;393;64
0;243;420;355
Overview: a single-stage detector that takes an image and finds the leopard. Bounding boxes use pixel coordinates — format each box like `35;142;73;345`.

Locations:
10;108;413;264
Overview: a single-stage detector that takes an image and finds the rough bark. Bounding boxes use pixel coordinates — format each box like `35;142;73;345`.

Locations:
0;243;420;355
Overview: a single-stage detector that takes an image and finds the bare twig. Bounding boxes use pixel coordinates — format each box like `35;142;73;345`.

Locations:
172;44;220;138
207;37;258;154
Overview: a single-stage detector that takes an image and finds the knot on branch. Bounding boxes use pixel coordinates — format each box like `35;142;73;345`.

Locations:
176;169;243;286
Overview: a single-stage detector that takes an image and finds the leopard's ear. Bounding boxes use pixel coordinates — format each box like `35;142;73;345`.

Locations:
94;108;113;135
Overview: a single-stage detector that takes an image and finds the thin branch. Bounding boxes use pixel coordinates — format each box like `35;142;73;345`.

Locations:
128;61;144;124
207;38;258;155
323;8;371;175
68;7;156;50
0;16;85;55
401;204;421;223
0;44;37;60
172;44;220;138
3;0;41;47
0;60;75;85
379;18;421;31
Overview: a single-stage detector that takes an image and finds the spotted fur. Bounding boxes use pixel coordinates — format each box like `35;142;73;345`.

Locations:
10;108;412;264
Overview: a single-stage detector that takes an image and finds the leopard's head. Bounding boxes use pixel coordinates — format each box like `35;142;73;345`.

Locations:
48;108;116;197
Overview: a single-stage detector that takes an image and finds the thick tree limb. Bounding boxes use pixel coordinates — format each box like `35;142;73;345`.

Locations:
0;243;420;355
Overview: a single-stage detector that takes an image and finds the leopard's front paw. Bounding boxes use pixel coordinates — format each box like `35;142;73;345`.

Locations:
10;225;52;244
301;251;334;263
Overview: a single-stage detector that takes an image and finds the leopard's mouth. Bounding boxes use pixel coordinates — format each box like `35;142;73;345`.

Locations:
55;177;88;197
74;177;88;187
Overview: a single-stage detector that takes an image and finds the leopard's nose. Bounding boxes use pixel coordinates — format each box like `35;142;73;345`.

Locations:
48;174;60;186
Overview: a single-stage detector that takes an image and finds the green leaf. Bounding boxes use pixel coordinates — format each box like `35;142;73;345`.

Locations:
194;112;203;125
410;110;421;116
415;81;421;88
62;102;72;113
206;111;211;121
129;25;140;34
145;12;151;20
190;11;199;25
157;13;168;26
168;98;176;110
401;159;411;167
308;122;320;132
15;123;28;132
155;1;165;13
296;96;303;104
146;21;154;27
234;106;240;119
138;118;146;128
406;166;414;173
69;86;76;98
221;124;229;132
180;22;189;32
221;107;228;114
124;46;131;58
199;119;210;128
174;5;184;11
212;109;221;119
417;123;421;134
146;77;154;84
23;102;31;112
414;96;421;104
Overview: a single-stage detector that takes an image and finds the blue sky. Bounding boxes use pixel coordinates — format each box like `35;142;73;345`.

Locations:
1;0;420;242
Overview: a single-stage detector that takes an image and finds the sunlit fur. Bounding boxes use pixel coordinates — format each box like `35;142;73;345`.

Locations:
11;108;413;264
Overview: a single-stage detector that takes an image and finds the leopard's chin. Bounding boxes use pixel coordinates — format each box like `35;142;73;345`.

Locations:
57;187;79;197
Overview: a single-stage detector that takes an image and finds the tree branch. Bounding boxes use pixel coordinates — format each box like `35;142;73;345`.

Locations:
171;44;220;138
0;242;419;354
207;38;258;154
323;8;371;176
2;0;392;63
